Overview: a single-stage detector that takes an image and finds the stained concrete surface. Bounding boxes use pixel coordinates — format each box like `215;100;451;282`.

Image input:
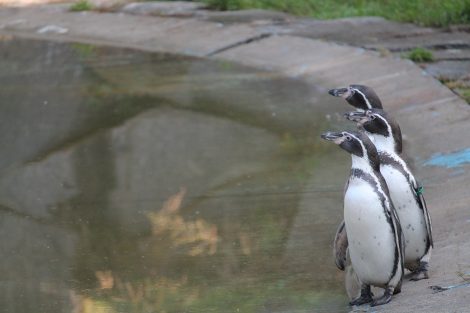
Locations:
0;3;469;312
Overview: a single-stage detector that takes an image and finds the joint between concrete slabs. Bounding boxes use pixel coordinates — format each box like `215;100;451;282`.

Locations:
205;32;272;57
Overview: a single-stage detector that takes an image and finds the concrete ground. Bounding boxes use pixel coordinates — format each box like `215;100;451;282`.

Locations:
0;3;469;312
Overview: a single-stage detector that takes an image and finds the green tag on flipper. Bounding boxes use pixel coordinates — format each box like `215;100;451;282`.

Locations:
416;186;424;196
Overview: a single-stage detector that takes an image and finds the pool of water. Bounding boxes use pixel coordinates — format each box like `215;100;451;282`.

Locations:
0;37;354;313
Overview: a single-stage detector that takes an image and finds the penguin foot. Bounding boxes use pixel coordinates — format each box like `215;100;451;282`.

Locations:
371;294;392;306
349;294;373;306
349;285;373;306
410;270;429;281
370;288;392;306
410;261;429;281
393;279;402;294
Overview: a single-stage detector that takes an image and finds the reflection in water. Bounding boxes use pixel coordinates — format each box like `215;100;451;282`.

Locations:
0;38;351;312
147;188;218;256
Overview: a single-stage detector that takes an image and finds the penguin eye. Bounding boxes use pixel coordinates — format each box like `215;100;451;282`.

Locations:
370;115;376;120
345;135;352;141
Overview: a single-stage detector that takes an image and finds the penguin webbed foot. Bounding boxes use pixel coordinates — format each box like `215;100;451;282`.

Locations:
370;287;392;307
349;285;373;306
349;294;373;306
410;270;429;281
393;279;402;294
409;261;429;281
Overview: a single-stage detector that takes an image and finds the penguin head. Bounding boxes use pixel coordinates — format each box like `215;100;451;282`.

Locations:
345;109;402;154
328;84;383;110
321;130;380;171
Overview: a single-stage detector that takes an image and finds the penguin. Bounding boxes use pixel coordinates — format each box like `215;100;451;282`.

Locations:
321;130;404;306
328;84;386;281
328;84;383;110
345;109;433;281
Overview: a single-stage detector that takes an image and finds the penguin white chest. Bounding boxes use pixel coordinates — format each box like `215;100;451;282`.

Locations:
344;177;396;286
381;164;428;262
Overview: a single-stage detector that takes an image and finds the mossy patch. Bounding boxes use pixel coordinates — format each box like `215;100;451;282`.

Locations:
405;48;435;62
70;0;93;12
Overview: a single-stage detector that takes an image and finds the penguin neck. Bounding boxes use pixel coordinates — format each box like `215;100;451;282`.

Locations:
366;132;398;155
350;154;377;174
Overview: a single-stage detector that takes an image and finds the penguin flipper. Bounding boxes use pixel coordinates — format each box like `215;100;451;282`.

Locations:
415;183;433;248
333;220;348;270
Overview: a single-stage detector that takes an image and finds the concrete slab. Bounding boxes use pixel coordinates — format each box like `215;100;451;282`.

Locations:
364;31;470;52
120;1;207;17
424;60;470;80
214;34;369;75
0;5;266;56
215;34;461;113
279;16;435;47
397;98;470;155
199;9;291;24
424;49;470;61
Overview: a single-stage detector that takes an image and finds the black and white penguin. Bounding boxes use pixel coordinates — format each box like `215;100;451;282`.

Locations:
321;130;404;306
329;84;385;296
329;84;402;287
345;109;433;280
328;84;383;110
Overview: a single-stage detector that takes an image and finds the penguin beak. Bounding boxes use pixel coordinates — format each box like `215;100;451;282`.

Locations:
321;131;343;142
328;87;350;98
344;111;367;123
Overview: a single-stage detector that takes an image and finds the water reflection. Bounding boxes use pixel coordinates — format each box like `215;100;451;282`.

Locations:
0;38;352;312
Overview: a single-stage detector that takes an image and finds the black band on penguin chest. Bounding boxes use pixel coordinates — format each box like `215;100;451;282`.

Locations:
350;168;391;220
379;153;422;207
379;153;410;181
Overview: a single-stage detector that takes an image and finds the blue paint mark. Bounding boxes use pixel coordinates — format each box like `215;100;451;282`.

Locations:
430;281;470;293
424;148;470;168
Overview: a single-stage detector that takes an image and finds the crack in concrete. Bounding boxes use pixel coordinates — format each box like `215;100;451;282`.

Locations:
434;57;470;61
372;43;470;52
205;32;272;57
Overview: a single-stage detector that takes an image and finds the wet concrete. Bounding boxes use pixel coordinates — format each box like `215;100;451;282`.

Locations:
0;3;469;312
0;38;354;312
